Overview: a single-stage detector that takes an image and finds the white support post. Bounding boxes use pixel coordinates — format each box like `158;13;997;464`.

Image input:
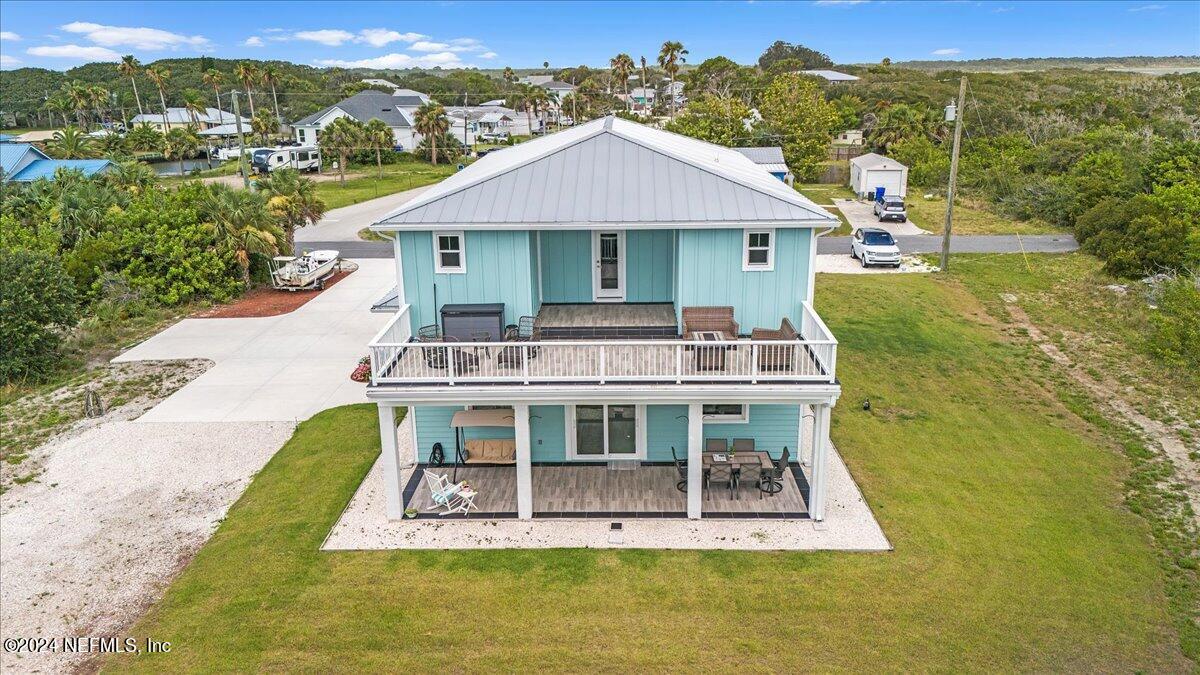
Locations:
809;403;832;521
514;403;533;520
687;402;703;519
378;403;404;520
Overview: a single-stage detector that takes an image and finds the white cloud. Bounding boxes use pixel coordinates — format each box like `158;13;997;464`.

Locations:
409;40;450;52
1128;3;1164;10
411;37;486;53
27;44;121;60
262;28;287;33
0;54;21;68
931;48;961;56
0;31;22;41
479;51;498;59
242;36;265;47
358;28;426;47
61;21;209;50
317;51;464;69
293;29;357;46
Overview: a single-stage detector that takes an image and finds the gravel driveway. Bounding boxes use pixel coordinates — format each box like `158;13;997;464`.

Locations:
833;198;930;235
0;258;395;673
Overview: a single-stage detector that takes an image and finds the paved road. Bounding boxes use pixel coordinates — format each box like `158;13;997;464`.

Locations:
305;233;1080;260
296;184;433;242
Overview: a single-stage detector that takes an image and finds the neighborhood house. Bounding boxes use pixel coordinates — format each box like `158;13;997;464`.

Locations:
366;116;842;522
292;90;420;150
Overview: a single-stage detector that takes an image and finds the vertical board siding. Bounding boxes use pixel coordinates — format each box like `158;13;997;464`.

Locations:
625;229;675;302
537;230;591;303
530;405;566;461
703;404;801;456
528;232;542;313
675;227;812;331
646;404;688;461
401;230;535;329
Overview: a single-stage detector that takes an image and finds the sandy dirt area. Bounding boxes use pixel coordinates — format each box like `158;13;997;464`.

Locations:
192;267;354;319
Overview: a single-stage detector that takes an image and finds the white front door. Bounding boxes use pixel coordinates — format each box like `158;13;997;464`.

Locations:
592;230;625;302
569;404;642;459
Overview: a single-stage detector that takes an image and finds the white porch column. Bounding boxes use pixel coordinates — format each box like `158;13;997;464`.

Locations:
378;403;405;520
809;403;832;521
391;234;406;305
514;403;533;520
687;402;703;519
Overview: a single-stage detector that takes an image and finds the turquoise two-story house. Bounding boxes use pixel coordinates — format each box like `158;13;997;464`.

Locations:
367;116;842;522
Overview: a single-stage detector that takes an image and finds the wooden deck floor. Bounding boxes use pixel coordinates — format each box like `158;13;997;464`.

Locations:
405;464;809;518
535;303;676;328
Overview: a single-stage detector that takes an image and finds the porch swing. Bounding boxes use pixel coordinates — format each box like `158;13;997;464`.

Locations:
446;408;517;482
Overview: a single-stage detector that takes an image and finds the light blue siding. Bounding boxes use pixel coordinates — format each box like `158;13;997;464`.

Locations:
537;230;591;303
646;404;688;460
625;230;674;302
528;232;542;313
400;230;536;330
703;404;800;457
675;227;812;332
530;405;566;461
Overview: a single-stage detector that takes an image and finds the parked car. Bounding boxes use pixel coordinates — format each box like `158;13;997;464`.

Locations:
479;131;510;142
850;227;902;268
873;194;908;222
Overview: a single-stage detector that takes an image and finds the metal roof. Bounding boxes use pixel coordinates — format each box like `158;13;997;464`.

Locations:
6;158;112;182
131;108;248;125
850;152;907;170
733;147;789;175
374;116;838;230
1;143;44;174
800;69;860;82
294;91;414;127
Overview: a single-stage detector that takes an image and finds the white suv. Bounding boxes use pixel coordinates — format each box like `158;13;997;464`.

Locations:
851;228;902;268
873;195;908;222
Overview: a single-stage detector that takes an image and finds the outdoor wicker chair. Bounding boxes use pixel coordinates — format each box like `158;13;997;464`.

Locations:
751;318;798;371
682;306;739;340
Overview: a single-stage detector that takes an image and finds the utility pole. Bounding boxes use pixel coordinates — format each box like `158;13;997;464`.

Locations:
940;76;967;272
231;90;250;190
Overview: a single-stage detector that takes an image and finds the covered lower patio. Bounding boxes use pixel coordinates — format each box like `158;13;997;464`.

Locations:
404;462;810;519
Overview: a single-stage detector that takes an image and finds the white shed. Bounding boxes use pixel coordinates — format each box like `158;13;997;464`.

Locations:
849;153;908;198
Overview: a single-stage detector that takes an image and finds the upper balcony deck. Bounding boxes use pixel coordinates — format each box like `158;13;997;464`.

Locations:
368;302;837;391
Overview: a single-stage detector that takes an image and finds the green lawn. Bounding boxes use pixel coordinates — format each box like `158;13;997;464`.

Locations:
905;195;1060;235
315;161;458;210
795;183;855;234
107;254;1193;671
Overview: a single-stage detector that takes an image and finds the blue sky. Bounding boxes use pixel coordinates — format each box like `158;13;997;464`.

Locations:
1;1;1197;71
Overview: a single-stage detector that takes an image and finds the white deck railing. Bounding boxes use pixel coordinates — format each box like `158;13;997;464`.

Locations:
369;302;837;387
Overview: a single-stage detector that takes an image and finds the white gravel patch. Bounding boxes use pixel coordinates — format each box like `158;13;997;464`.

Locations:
0;420;294;674
323;439;890;552
817;254;938;274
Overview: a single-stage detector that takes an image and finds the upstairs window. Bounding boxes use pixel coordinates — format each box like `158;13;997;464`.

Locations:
434;231;466;274
743;229;775;271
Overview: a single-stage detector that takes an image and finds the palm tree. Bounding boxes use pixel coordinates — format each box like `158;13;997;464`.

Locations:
62;81;90;129
527;87;551;134
255;168;328;253
503;66;515;85
610;53;634;111
43;95;72;128
203;68;225;114
234;62;259;117
364;118;394;179
164;125;202;176
126;122;165;153
200;186;281;287
86;85;109;130
261;64;282;120
106;160;158;194
658;41;688;118
250;108;278;144
182;90;207;127
118;55;145;115
320;116;365;184
144;65;172;131
413;102;450;166
506;84;536;135
47;126;95;159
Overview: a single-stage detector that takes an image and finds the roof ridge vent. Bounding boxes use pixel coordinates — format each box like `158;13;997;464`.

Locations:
603;115;615;131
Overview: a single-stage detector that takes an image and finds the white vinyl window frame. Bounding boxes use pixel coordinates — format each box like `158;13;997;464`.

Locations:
701;404;750;423
433;231;466;274
743;228;775;272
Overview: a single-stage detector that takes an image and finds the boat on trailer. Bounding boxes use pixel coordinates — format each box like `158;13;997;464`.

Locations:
269;249;340;291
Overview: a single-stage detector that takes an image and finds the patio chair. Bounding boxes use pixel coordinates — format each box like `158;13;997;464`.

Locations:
705;438;728;453
751;318;798;372
422;469;463;513
517;315;538;340
417;323;442;340
682;306;739;340
732;438;755;453
705;462;735;501
417;333;450;370
443;336;480;373
671;447;687;492
761;446;790;496
733;460;764;500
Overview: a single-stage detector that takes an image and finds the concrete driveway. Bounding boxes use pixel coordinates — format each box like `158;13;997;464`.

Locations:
296;185;433;242
113;259;393;422
833;198;930;235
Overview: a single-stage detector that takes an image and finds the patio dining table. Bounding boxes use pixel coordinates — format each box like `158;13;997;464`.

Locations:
702;451;772;469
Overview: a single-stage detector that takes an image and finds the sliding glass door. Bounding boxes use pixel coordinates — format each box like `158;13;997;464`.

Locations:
572;405;639;459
